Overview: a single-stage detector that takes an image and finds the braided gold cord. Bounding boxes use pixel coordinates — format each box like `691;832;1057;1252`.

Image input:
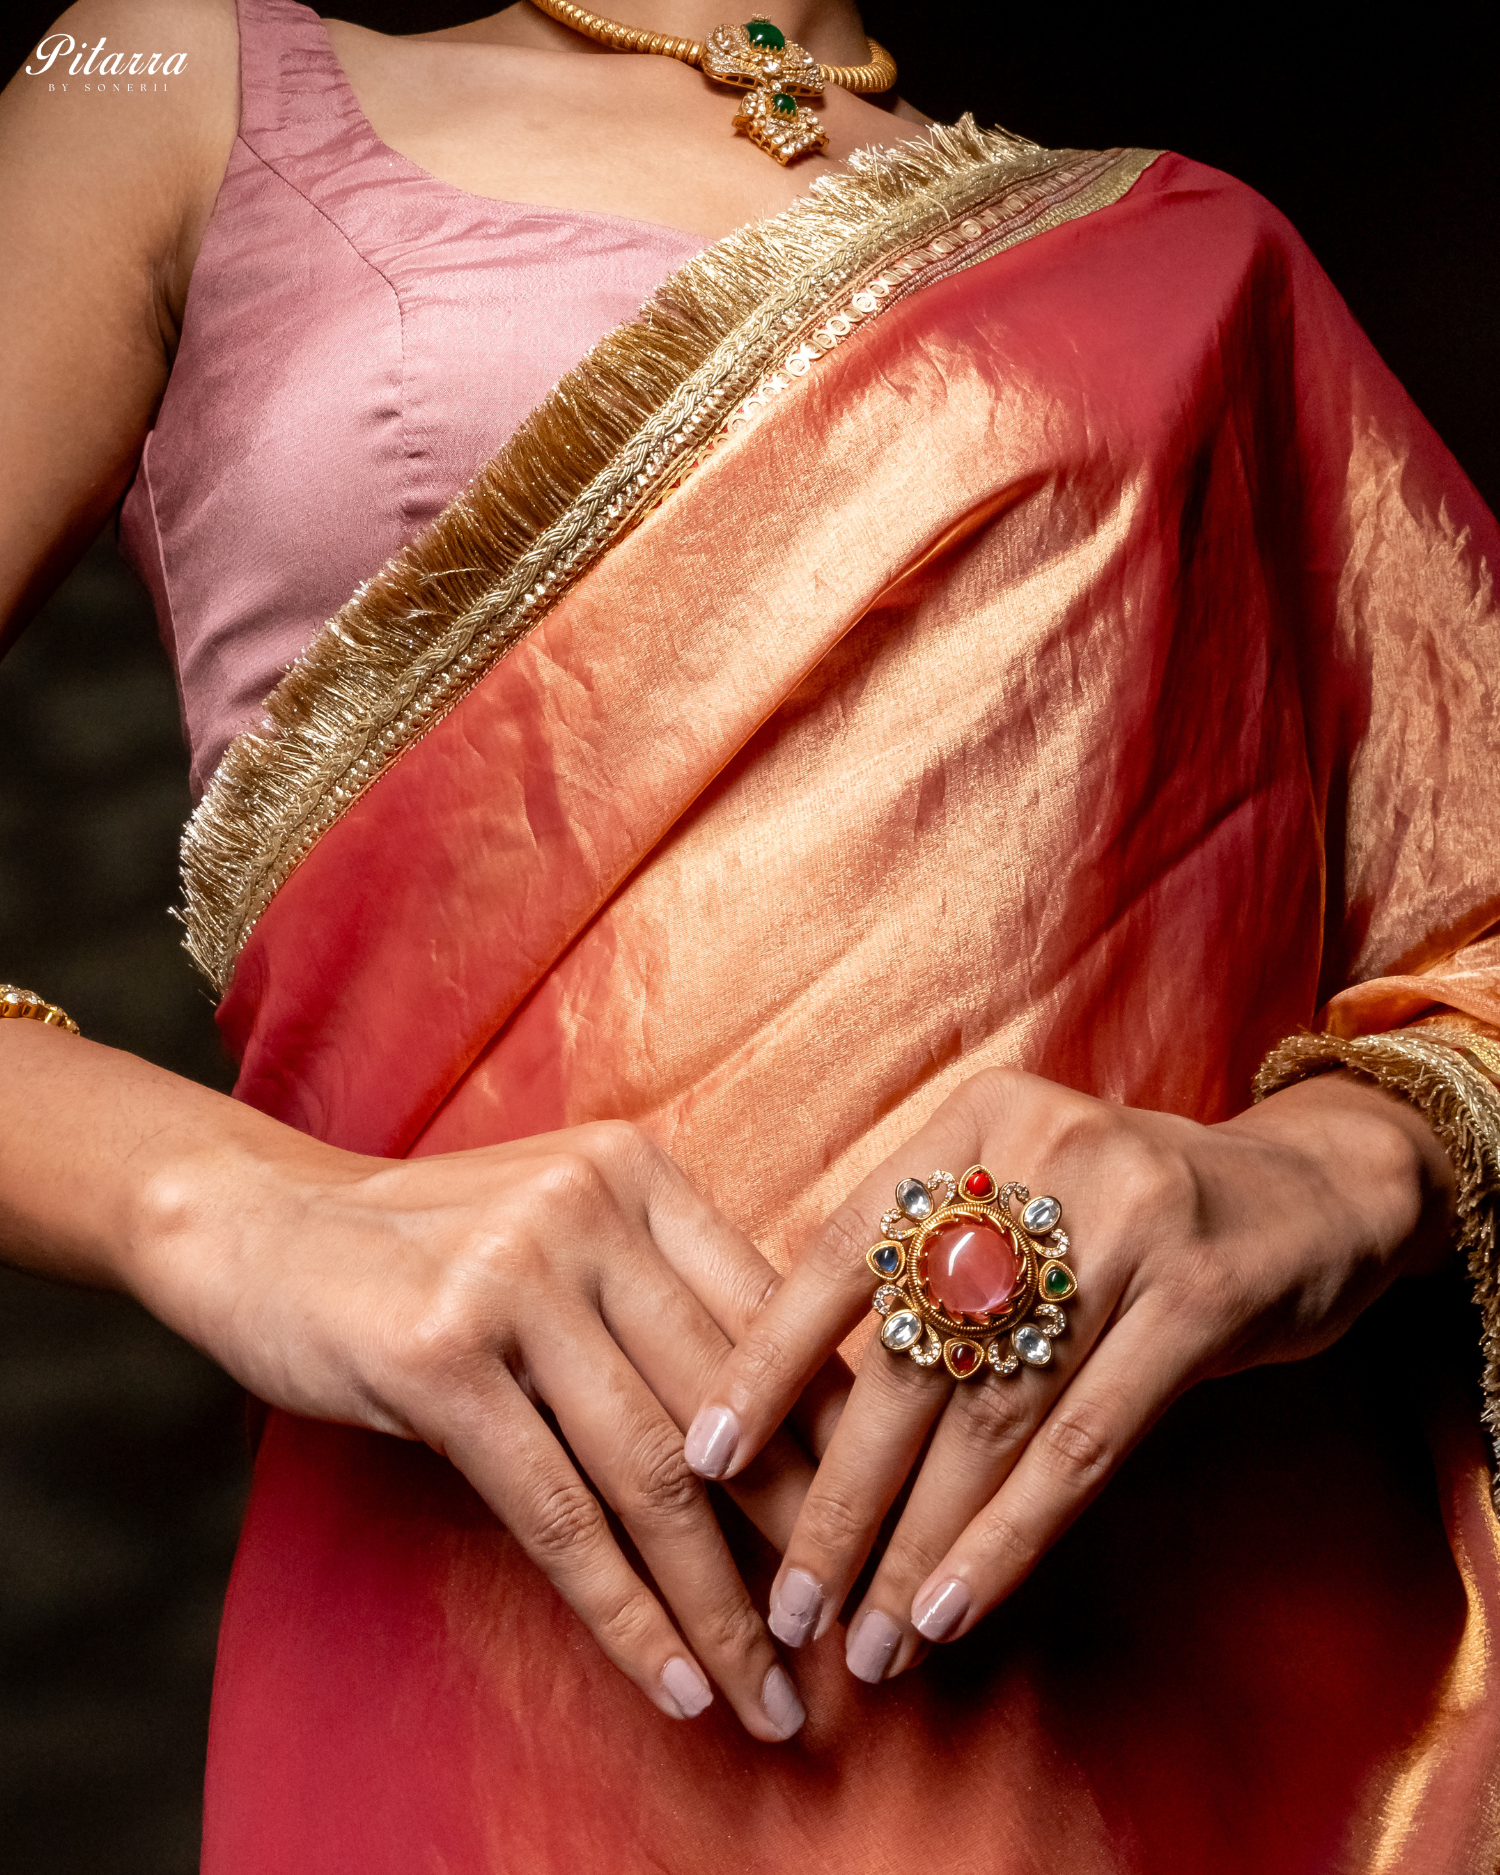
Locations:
0;984;80;1035
1254;1027;1500;1509
529;0;896;90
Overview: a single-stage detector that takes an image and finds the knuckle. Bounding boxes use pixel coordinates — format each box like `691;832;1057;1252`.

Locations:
820;1199;876;1270
729;1324;802;1403
591;1581;662;1658
1041;1406;1114;1482
526;1477;610;1563
691;1593;765;1665
396;1287;491;1385
524;1148;615;1217
743;1269;783;1325
953;1376;1031;1449
952;1064;1021;1124
796;1486;869;1559
1117;1138;1199;1225
1034;1088;1114;1163
879;1523;950;1588
576;1118;656;1179
618;1421;702;1527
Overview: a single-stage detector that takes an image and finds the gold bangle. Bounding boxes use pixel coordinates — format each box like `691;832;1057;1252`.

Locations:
0;984;81;1036
1253;1028;1500;1507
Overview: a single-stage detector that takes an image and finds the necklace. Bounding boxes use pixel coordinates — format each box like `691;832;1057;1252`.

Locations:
529;3;897;164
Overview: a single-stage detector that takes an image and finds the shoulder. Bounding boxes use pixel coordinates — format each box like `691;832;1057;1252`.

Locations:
1113;149;1314;266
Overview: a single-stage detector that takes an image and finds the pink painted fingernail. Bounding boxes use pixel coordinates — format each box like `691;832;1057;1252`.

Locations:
684;1405;740;1479
845;1608;902;1683
761;1664;806;1740
660;1656;714;1719
912;1578;970;1642
768;1567;823;1648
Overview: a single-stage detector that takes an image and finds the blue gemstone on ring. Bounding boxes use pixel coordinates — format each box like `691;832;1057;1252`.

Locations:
872;1243;901;1275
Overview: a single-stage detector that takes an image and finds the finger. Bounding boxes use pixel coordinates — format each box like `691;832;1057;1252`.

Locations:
595;1211;826;1552
440;1368;723;1727
905;1300;1187;1646
528;1312;806;1742
683;1102;986;1481
630;1137;854;1463
762;1323;952;1649
844;1264;1129;1680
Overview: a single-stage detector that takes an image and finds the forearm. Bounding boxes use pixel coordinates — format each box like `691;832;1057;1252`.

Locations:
0;1018;336;1300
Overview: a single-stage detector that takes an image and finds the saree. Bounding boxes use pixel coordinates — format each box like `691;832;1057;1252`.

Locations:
185;126;1500;1871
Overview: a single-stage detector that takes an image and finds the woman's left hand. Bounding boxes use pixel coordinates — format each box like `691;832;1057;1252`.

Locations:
683;1064;1456;1681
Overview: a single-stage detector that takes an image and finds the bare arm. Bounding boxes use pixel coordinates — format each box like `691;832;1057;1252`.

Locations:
0;0;236;635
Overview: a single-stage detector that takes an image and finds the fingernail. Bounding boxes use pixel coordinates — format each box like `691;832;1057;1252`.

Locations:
659;1656;714;1719
761;1663;806;1740
845;1608;903;1684
768;1567;823;1648
912;1577;970;1642
684;1405;740;1479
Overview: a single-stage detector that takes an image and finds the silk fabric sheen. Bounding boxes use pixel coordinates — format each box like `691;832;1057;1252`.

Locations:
206;159;1500;1870
117;0;700;796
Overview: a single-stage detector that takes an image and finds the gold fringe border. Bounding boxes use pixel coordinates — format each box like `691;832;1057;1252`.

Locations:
179;120;1158;989
1254;1028;1500;1510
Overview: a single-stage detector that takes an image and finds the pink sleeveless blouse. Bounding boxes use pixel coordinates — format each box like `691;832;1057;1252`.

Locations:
120;0;702;796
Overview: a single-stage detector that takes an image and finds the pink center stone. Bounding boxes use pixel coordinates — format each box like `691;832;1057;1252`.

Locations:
922;1215;1021;1318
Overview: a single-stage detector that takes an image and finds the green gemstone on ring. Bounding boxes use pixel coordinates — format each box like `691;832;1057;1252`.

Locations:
771;90;798;115
745;18;786;48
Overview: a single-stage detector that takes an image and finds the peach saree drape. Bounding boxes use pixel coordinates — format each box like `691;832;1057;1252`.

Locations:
189;128;1500;1872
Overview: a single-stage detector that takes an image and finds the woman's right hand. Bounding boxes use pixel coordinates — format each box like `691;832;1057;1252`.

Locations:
0;1022;827;1740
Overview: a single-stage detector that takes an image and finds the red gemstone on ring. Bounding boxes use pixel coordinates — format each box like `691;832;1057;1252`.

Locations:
948;1342;981;1376
963;1169;995;1199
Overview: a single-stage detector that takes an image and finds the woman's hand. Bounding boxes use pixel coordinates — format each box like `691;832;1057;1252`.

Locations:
684;1064;1456;1681
0;1024;836;1740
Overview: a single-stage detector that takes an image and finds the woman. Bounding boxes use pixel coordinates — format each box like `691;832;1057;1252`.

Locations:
2;0;1498;1868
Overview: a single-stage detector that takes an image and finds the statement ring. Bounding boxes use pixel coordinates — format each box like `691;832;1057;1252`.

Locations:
866;1168;1077;1380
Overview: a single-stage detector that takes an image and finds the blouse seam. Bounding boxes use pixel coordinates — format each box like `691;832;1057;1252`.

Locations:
231;131;411;515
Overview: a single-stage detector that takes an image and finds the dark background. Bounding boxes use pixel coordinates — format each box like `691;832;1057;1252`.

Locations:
1;2;1496;1869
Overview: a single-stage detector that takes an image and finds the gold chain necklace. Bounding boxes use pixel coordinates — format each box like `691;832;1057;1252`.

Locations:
529;3;897;163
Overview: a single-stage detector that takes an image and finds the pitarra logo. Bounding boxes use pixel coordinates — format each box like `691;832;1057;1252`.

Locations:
27;35;189;77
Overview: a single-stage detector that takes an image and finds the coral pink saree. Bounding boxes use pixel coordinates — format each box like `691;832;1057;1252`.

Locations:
186;127;1500;1872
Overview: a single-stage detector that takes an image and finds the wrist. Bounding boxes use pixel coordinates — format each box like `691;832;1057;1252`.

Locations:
123;1114;360;1342
1224;1070;1456;1279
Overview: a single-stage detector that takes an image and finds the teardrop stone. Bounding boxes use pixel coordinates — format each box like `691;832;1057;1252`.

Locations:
745;18;786;48
945;1339;982;1377
922;1215;1020;1318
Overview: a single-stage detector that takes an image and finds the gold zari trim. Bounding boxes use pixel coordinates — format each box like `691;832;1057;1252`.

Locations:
179;121;1158;990
1253;1028;1500;1507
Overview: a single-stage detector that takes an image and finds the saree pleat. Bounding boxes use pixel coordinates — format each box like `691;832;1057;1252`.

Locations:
202;149;1500;1871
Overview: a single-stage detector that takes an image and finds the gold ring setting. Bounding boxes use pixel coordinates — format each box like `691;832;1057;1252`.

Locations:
867;1168;1077;1380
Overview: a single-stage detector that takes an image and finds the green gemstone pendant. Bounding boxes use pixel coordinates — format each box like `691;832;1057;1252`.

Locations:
744;17;786;48
703;16;828;164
